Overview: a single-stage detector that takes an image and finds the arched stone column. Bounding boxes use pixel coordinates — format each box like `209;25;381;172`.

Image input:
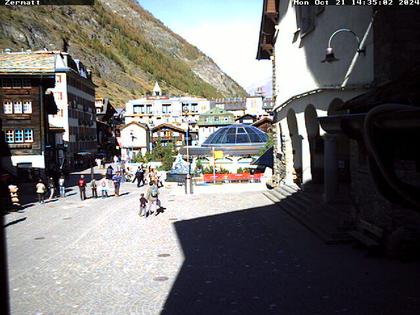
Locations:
305;105;324;184
297;111;312;185
279;118;294;185
287;109;302;186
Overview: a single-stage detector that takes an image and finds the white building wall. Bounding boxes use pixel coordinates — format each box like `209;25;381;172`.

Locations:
120;124;149;160
49;73;70;141
125;96;211;129
10;154;45;168
274;5;374;107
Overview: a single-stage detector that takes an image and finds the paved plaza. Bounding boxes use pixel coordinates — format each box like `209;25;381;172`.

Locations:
4;178;420;314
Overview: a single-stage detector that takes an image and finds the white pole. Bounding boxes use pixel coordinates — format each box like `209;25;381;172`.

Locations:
341;10;377;88
213;147;216;184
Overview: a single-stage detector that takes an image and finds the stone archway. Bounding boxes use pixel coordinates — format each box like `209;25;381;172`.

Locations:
305;105;324;184
287;109;302;185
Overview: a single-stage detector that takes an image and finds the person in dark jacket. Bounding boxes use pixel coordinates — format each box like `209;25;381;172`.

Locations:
133;166;145;187
106;165;113;180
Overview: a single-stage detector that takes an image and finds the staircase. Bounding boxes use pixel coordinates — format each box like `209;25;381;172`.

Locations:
263;184;353;244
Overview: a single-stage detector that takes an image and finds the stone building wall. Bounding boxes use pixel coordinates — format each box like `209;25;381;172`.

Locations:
374;8;420;85
349;140;393;230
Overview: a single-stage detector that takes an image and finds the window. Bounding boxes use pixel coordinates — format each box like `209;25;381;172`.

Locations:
214;117;219;122
22;79;31;88
56;74;62;83
133;105;144;114
191;103;198;113
24;129;33;142
23;101;32;113
14;101;23;114
56;92;63;100
162;104;171;114
15;129;24;143
12;79;22;88
3;101;13;114
5;130;14;143
2;79;12;88
146;105;152;114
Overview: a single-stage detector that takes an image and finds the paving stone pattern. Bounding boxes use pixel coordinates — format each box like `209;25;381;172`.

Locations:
4;181;420;315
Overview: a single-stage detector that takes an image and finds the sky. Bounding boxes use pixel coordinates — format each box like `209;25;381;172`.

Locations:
138;0;272;95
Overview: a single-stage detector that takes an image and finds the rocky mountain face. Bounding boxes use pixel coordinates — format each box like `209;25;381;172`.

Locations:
0;0;247;106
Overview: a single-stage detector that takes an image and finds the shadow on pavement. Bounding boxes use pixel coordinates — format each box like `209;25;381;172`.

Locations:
161;203;420;315
3;217;26;228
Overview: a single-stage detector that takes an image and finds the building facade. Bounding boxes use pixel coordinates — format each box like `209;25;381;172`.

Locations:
48;53;96;169
258;2;420;255
119;122;150;161
151;123;188;150
125;83;211;132
258;2;373;188
0;51;60;178
197;107;235;144
95;98;118;158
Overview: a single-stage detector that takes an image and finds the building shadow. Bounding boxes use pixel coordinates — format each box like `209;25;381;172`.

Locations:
161;203;420;315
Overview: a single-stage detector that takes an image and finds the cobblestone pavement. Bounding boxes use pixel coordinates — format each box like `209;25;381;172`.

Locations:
4;179;420;314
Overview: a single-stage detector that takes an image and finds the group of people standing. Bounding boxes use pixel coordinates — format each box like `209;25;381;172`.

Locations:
35;175;66;204
34;161;166;219
77;165;124;201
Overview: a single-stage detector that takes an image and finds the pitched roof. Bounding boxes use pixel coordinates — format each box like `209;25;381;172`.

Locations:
252;117;273;127
0;51;57;74
120;121;149;130
151;123;186;133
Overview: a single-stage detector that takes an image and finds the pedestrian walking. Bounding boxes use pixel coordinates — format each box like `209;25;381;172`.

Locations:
133;166;145;187
78;175;87;201
99;176;108;198
106;165;113;180
90;178;98;199
149;168;157;184
47;177;55;200
58;175;65;197
112;171;122;197
139;193;148;217
36;179;46;204
145;181;163;216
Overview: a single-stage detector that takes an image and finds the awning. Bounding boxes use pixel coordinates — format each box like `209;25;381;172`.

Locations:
251;146;273;168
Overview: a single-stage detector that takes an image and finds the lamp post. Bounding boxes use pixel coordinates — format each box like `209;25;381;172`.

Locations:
130;130;136;162
182;104;192;194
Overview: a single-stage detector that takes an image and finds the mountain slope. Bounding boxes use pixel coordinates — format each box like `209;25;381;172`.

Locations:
0;0;247;106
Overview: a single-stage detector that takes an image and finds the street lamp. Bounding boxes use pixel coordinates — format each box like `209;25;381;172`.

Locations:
182;104;193;194
321;29;365;63
129;130;136;162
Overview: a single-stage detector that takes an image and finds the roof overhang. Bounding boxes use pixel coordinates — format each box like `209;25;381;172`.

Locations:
257;0;279;60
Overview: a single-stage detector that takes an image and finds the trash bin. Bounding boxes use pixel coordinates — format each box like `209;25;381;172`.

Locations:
185;174;193;194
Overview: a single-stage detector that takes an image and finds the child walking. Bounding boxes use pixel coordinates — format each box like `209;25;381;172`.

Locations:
139;193;148;217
